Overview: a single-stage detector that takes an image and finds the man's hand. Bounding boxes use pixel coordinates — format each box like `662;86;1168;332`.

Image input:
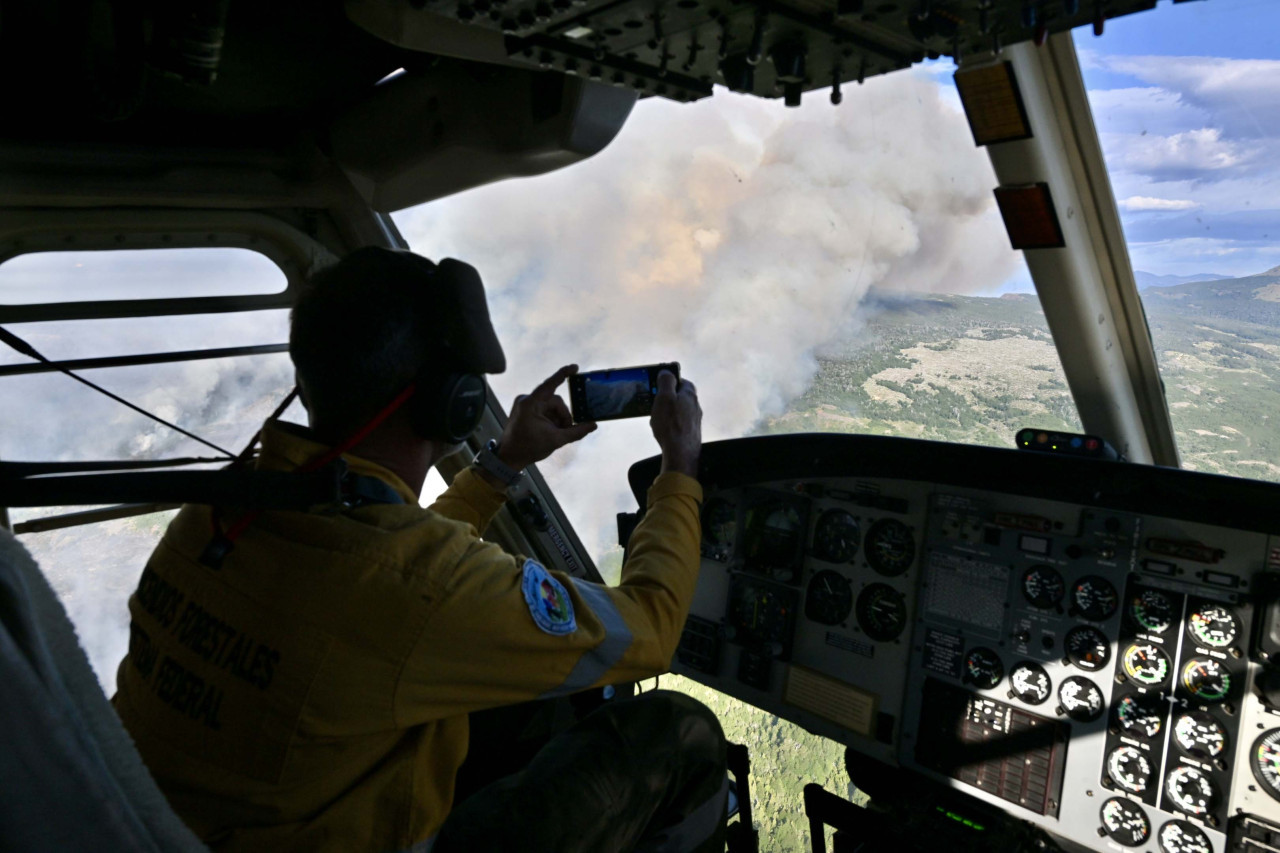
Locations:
651;370;701;479
495;365;597;472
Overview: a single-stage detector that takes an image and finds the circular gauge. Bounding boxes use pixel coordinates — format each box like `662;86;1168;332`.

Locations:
1107;745;1154;794
1251;729;1280;802
1059;675;1105;722
728;580;794;644
1166;765;1218;817
700;497;737;557
804;570;854;625
855;583;907;642
811;509;860;563
1181;657;1231;703
864;519;915;577
1131;588;1176;634
1022;565;1065;610
1122;642;1171;686
1173;712;1227;759
1010;661;1052;705
1157;819;1212;853
1065;625;1111;671
963;646;1004;690
1188;603;1240;649
1072;575;1119;621
1115;693;1165;739
1100;797;1151;847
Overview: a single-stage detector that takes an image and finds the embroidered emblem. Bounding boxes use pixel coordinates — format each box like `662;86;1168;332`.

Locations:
522;559;576;635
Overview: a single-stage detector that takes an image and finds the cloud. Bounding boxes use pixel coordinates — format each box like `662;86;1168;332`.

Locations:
396;76;1017;557
1118;196;1200;212
1091;54;1280;139
1104;127;1258;180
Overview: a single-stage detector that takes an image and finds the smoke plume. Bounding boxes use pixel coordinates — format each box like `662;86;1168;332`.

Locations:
397;73;1016;566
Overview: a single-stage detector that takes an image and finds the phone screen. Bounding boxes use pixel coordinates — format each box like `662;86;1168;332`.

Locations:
570;363;678;423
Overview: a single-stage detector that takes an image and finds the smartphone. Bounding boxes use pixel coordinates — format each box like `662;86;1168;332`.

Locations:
569;363;680;423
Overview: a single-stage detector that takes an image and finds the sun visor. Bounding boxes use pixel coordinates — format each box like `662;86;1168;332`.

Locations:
433;258;506;375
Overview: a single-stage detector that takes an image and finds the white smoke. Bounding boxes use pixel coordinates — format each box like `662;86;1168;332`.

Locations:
396;73;1017;566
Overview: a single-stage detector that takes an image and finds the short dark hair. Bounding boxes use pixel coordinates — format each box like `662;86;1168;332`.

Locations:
289;249;434;440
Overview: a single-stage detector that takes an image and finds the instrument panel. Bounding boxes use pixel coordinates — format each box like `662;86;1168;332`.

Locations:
627;435;1280;853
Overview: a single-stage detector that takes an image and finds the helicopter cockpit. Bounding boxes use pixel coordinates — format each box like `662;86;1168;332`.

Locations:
4;0;1280;851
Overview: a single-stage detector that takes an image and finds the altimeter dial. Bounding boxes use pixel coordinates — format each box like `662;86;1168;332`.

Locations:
1122;642;1171;686
1107;746;1153;794
1059;676;1104;722
1115;693;1164;739
1009;661;1051;705
855;583;907;642
1173;712;1227;759
1181;657;1231;703
1100;797;1151;847
864;519;915;576
1131;588;1176;634
1166;765;1218;817
1157;820;1212;853
811;509;860;563
1188;602;1239;649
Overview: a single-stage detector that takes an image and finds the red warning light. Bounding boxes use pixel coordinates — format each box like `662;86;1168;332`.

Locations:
1085;439;1099;451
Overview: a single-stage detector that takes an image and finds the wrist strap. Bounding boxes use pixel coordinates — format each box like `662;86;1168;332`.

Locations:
473;439;525;487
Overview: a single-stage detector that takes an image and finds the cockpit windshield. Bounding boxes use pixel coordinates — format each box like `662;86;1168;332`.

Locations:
1077;0;1280;482
394;69;1083;574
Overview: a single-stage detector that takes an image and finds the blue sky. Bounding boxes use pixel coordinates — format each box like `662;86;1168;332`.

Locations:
1067;0;1280;280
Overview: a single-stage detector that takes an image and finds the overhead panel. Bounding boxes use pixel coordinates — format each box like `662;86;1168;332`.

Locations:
350;0;1180;107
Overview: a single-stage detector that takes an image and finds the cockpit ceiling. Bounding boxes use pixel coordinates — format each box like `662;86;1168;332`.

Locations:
1;0;1174;147
352;0;1173;106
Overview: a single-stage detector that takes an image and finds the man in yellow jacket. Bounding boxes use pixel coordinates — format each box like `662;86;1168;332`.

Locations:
113;247;725;852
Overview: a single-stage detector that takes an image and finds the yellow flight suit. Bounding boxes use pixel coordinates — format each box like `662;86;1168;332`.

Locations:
113;421;703;852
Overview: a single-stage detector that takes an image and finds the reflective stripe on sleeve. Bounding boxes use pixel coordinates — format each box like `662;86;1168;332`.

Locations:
538;579;634;699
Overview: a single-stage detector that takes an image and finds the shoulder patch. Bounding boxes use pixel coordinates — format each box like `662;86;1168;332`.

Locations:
521;559;577;636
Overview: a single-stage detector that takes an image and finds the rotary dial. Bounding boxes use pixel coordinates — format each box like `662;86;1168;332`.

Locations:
963;647;1004;690
1065;625;1111;671
1166;765;1218;817
811;509;860;564
1115;693;1164;739
1059;676;1104;722
1173;712;1227;759
1131;588;1176;634
1188;602;1240;649
1181;657;1231;703
1100;797;1151;847
1253;729;1280;803
1022;565;1065;610
1157;820;1212;853
1107;746;1153;794
864;519;915;576
804;570;853;626
855;583;907;642
1073;575;1119;621
1009;661;1052;705
1122;642;1171;686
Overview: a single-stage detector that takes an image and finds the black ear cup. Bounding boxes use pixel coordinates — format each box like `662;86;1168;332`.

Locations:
408;366;487;443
